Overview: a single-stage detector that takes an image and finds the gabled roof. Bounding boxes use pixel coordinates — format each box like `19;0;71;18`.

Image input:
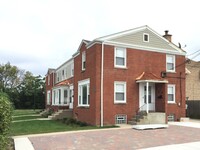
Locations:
136;72;168;83
46;68;55;76
87;25;186;56
72;39;91;58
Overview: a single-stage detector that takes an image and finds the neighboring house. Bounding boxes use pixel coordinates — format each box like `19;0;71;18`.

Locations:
45;59;74;111
45;25;186;126
186;60;200;100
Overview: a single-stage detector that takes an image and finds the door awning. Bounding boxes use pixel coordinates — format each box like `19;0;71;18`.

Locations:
55;79;70;87
136;72;168;83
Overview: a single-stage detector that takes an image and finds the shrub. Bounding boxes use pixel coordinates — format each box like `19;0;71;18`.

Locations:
61;118;88;126
0;92;13;150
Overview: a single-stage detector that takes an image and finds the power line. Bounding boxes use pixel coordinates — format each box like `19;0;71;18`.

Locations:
186;49;200;56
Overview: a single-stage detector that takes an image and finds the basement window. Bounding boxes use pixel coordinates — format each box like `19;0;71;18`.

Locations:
115;114;127;124
168;114;175;122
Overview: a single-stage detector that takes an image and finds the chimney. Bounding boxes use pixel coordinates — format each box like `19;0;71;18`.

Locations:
163;30;172;42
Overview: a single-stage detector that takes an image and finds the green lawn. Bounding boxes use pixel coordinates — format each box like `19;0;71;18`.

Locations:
12;109;42;116
10;120;99;136
12;115;42;121
10;109;117;136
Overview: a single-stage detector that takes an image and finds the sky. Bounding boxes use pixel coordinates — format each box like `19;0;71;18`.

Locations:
0;0;200;76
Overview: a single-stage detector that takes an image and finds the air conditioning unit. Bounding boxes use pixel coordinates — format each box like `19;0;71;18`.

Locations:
161;71;167;78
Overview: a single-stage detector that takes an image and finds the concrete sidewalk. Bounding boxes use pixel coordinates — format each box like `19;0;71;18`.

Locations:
141;141;200;150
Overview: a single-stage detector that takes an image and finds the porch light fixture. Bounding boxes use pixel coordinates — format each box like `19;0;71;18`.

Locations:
161;71;167;78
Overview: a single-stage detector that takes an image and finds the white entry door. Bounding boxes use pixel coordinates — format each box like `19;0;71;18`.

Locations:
69;85;74;109
139;83;155;111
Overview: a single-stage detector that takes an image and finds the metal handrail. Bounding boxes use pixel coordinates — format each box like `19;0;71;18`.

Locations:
136;103;146;114
136;102;156;114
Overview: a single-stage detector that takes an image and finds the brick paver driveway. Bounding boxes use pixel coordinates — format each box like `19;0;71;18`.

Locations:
29;125;200;150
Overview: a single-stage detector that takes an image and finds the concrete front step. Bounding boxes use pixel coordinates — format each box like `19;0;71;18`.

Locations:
129;112;166;125
48;109;73;120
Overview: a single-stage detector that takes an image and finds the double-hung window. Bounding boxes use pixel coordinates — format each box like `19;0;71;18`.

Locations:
82;51;86;71
168;84;175;103
166;55;175;72
114;82;126;103
78;79;90;106
115;47;126;68
47;90;51;105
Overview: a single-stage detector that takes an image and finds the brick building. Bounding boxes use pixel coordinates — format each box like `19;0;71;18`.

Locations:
186;60;200;100
45;25;186;126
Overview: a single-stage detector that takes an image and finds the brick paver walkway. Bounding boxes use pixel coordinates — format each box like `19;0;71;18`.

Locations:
29;125;200;150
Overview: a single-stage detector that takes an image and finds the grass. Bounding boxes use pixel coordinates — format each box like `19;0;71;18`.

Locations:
12;109;42;116
10;109;117;136
12;115;42;121
10;120;99;136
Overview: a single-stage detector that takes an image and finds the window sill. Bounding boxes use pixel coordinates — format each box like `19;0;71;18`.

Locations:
114;102;127;105
114;66;128;70
52;104;69;106
81;70;86;73
166;71;176;73
168;102;176;104
77;105;90;108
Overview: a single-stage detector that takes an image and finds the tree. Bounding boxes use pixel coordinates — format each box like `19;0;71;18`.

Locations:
0;62;45;109
0;62;23;92
18;72;45;109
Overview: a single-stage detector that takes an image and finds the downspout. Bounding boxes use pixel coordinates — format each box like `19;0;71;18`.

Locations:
100;42;104;127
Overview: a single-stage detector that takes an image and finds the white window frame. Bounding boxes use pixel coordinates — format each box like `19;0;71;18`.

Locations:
114;47;127;68
167;84;175;103
71;63;74;76
78;78;90;107
47;90;51;105
166;55;175;72
143;33;149;42
114;81;126;104
82;51;86;71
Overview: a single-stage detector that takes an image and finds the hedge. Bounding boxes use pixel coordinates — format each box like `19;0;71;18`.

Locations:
0;92;13;150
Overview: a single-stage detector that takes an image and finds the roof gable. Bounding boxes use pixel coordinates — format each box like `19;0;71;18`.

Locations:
93;25;185;55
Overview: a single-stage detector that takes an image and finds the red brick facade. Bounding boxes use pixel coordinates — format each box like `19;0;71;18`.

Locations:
72;43;186;125
45;26;186;125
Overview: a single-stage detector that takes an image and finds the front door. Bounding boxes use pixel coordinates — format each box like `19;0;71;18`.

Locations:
139;83;155;111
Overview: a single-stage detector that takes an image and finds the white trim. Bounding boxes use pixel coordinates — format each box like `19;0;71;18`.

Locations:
72;40;89;58
87;25;186;56
82;51;86;71
146;82;149;113
114;47;127;68
87;41;102;49
104;41;185;56
47;90;51;105
143;33;149;42
72;51;80;58
78;78;90;85
167;84;176;104
78;78;90;107
95;25;148;41
136;80;168;83
114;81;127;104
166;55;176;72
100;43;104;127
